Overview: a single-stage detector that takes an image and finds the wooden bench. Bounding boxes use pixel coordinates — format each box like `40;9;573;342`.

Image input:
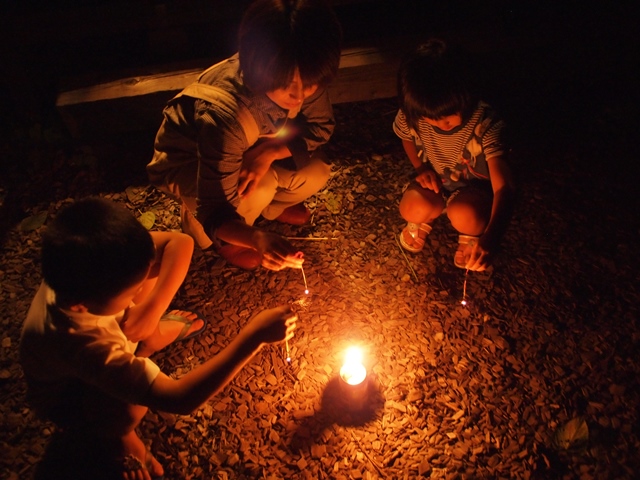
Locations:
56;41;408;139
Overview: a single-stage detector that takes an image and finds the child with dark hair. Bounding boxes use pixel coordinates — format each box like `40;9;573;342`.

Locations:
147;0;342;271
20;197;296;479
395;39;516;271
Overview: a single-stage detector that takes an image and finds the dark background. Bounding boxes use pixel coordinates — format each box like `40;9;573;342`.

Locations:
0;0;638;204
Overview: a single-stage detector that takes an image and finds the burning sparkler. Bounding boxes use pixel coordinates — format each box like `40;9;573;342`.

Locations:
285;264;310;366
300;264;309;295
285;338;291;364
461;269;469;306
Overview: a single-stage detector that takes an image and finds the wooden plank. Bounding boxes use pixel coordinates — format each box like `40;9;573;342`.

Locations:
56;68;204;107
56;44;406;139
56;46;399;107
330;56;401;104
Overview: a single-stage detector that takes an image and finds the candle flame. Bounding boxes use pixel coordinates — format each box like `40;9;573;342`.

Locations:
345;346;363;364
340;346;366;385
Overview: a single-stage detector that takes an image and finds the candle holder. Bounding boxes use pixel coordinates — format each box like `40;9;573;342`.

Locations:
339;347;369;409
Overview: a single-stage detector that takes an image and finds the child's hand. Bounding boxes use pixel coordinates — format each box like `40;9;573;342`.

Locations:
463;236;494;271
416;167;441;193
245;305;297;345
254;231;305;271
238;140;285;198
238;147;273;198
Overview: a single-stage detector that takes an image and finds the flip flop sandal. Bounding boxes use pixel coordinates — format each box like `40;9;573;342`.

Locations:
398;222;432;253
160;310;208;342
454;234;479;268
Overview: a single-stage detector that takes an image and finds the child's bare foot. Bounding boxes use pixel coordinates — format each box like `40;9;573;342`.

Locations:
137;310;207;357
120;430;164;480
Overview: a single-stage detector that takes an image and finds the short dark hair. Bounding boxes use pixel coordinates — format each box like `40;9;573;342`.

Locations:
41;197;156;307
238;0;342;94
398;39;477;131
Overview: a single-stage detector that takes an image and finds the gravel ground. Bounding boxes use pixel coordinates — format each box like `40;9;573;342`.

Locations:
1;57;639;480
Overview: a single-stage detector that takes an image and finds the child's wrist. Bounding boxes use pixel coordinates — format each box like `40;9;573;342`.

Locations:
238;324;266;352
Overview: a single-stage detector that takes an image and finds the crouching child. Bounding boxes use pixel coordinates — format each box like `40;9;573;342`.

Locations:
20;197;296;479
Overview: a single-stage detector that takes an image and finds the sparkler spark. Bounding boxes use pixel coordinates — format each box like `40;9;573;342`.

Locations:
461;269;469;305
285;338;291;364
292;296;311;309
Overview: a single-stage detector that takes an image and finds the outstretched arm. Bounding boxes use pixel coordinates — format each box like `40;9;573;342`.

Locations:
144;305;297;414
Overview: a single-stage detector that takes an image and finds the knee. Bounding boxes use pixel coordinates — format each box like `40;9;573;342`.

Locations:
447;202;488;235
399;189;443;222
294;157;331;191
255;168;280;195
307;157;331;186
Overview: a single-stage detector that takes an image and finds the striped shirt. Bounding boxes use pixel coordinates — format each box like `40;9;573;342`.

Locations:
393;101;506;192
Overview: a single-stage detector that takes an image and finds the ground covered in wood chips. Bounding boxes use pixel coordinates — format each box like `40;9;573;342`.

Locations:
1;91;639;480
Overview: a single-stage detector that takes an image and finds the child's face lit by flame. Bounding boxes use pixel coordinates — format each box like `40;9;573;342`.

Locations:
266;69;318;111
424;113;462;132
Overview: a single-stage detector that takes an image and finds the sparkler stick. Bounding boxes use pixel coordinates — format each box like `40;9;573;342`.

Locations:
394;234;419;282
285;338;292;364
300;265;309;295
461;269;469;305
285;236;336;241
286;264;310;365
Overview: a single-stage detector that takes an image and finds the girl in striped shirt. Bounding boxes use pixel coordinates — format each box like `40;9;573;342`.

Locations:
394;39;516;271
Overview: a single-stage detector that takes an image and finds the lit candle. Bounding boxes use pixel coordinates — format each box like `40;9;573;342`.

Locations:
339;346;369;410
340;347;367;386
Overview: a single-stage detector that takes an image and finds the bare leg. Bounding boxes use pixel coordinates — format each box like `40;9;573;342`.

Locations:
131;259;204;358
132;261;161;305
399;184;445;224
83;389;163;478
46;388;166;479
136;309;205;357
398;184;445;251
446;187;492;235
